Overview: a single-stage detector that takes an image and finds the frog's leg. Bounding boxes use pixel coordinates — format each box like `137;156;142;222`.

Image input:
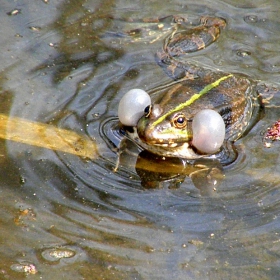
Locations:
156;16;226;80
164;17;226;56
156;50;203;80
256;83;280;104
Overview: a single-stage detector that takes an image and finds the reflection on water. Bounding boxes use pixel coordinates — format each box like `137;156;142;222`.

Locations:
1;0;280;279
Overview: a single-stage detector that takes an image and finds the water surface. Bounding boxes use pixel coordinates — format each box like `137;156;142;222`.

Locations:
1;0;280;279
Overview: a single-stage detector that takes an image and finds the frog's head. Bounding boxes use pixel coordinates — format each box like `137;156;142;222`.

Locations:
136;104;226;159
137;104;191;145
136;104;198;158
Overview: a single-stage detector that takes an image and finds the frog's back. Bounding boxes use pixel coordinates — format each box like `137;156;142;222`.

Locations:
150;72;260;142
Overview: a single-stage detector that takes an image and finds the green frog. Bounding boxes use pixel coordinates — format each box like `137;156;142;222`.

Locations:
121;15;263;164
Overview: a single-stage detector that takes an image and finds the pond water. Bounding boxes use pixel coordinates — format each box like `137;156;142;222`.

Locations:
1;0;280;279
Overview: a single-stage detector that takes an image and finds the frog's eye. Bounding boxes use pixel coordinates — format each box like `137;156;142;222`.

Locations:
172;113;187;128
144;105;152;117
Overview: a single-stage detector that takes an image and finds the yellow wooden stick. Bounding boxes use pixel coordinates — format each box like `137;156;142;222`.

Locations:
0;114;97;159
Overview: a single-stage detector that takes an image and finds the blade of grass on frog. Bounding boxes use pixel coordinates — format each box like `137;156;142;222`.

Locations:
0;114;97;159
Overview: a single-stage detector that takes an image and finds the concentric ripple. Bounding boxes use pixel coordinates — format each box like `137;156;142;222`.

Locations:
1;1;280;279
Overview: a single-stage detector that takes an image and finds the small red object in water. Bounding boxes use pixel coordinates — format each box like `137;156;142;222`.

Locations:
265;120;280;141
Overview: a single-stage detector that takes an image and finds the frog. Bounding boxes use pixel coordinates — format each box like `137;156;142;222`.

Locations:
119;15;264;164
101;13;280;192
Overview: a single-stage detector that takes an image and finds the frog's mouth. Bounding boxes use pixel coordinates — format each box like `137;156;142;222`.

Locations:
125;126;201;159
136;118;192;146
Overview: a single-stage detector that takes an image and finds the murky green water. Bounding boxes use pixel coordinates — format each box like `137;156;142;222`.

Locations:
1;0;280;279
